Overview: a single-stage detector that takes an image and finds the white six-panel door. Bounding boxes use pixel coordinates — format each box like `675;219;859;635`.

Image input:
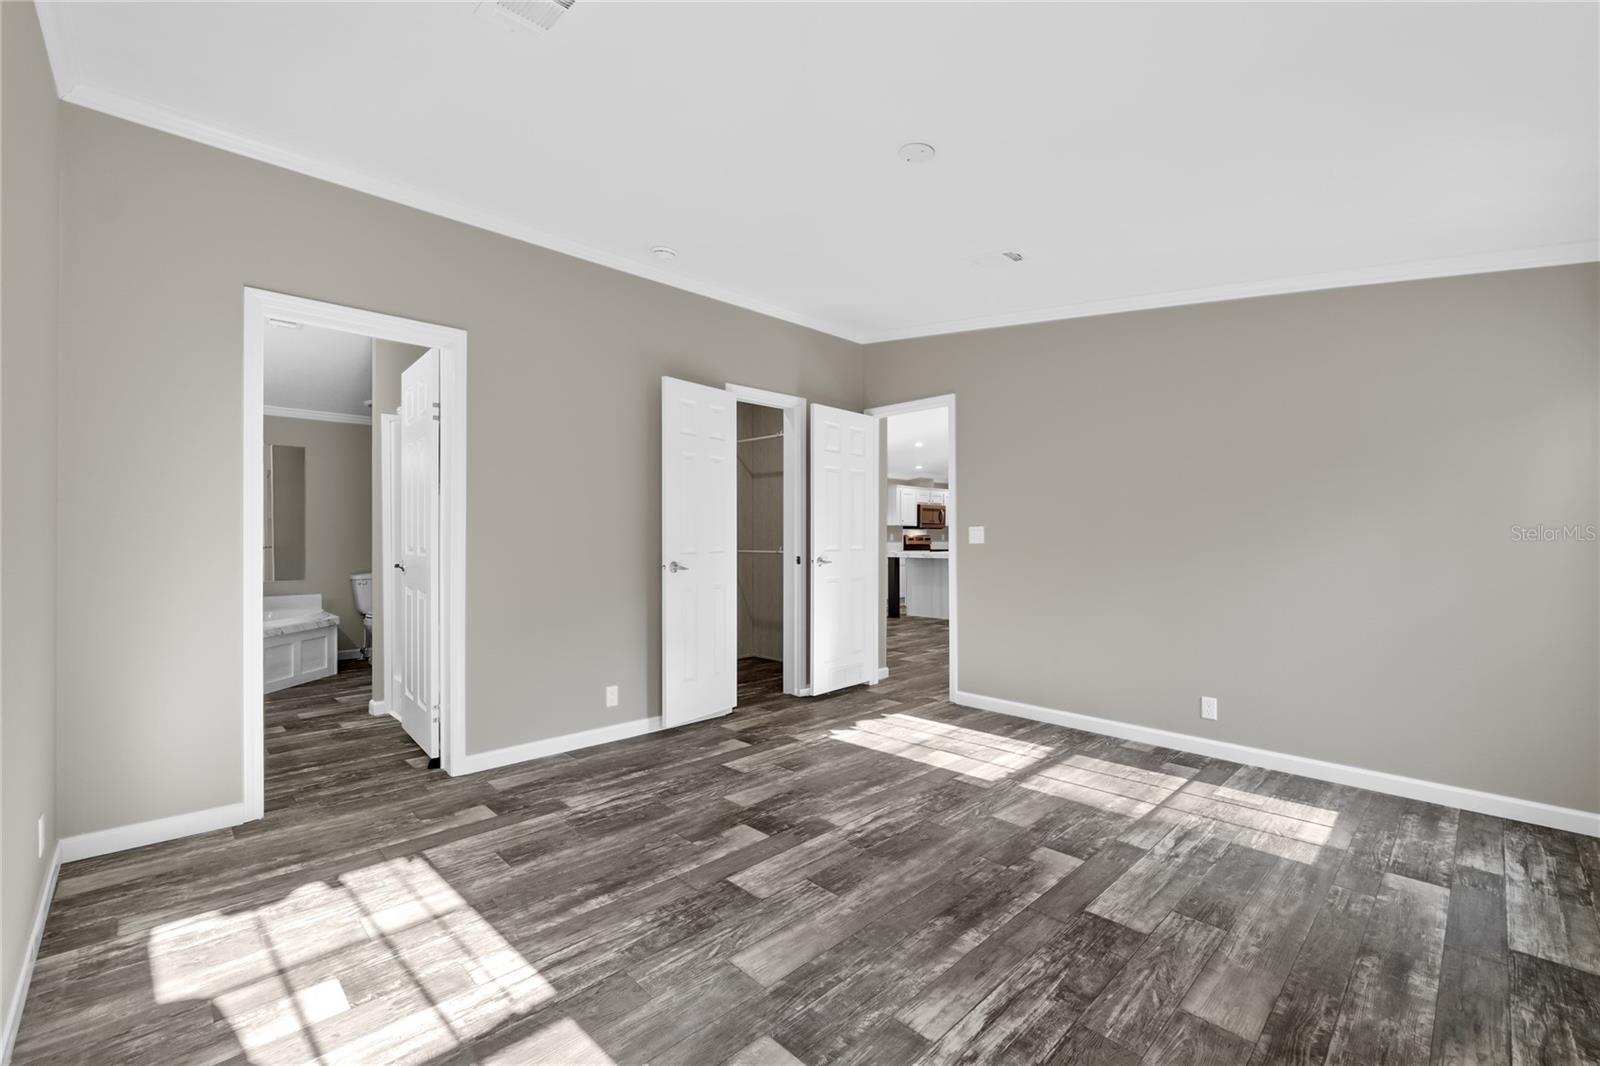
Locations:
810;403;879;696
661;377;737;727
398;349;440;757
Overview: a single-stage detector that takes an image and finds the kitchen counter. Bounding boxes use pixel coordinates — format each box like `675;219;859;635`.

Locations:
887;547;950;560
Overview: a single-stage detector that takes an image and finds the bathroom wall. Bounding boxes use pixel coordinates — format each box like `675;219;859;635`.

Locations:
369;340;426;709
263;416;373;653
1;0;61;1035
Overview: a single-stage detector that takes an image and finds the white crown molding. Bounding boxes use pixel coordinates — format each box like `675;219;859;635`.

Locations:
954;688;1600;839
49;77;867;343
33;2;79;99
2;843;60;1066
264;404;372;426
859;241;1600;344
35;16;1600;348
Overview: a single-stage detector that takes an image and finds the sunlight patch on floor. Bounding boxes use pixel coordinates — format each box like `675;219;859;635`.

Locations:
148;855;554;1063
1019;753;1193;816
829;713;1053;781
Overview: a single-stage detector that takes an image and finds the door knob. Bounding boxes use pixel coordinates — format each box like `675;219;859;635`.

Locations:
667;561;689;573
393;562;406;573
815;557;833;566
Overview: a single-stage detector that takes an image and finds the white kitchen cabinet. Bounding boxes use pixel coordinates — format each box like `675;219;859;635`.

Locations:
888;484;952;527
896;485;919;527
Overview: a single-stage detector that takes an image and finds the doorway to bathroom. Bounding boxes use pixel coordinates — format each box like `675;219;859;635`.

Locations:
244;289;469;823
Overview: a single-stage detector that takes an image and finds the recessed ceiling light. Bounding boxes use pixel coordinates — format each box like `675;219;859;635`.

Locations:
915;465;924;470
898;142;936;164
913;441;924;448
266;318;302;329
650;246;678;262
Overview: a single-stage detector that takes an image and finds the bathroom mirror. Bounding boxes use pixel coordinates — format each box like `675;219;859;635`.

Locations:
264;444;306;581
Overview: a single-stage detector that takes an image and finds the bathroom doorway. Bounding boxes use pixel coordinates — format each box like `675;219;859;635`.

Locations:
244;289;469;822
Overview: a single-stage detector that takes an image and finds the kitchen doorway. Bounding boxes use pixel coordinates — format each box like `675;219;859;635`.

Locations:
865;394;958;701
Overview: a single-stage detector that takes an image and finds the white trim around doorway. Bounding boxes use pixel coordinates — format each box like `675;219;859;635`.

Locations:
244;288;469;822
724;383;809;697
863;394;958;700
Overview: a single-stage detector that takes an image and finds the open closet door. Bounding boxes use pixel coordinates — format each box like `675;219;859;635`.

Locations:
809;403;879;696
661;377;737;727
398;349;441;759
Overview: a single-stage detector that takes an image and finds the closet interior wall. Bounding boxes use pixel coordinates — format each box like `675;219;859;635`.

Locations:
737;402;784;662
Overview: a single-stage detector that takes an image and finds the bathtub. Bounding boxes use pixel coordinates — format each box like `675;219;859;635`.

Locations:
264;594;340;693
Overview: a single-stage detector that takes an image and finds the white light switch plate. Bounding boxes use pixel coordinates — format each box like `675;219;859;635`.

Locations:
1200;696;1218;720
968;526;985;544
605;685;619;708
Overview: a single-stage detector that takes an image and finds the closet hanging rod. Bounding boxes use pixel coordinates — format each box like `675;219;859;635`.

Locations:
737;432;784;444
737;549;784;555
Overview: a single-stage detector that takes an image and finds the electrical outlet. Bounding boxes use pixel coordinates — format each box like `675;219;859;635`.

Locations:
968;526;985;544
605;685;619;708
36;814;45;859
1200;696;1218;721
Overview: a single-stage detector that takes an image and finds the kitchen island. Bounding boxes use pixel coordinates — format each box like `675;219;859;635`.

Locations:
888;546;949;619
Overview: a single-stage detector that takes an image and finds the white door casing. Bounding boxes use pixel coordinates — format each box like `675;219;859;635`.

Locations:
810;403;879;695
661;377;737;728
398;349;441;757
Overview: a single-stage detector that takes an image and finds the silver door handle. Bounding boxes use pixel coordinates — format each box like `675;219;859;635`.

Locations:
667;561;689;573
815;557;832;566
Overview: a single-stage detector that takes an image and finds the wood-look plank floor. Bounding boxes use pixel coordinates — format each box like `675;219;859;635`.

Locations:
15;617;1600;1064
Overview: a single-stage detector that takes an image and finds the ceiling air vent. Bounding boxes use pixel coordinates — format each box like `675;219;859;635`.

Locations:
481;0;577;32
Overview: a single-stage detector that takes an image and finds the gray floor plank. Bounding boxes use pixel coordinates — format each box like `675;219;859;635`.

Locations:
14;621;1598;1066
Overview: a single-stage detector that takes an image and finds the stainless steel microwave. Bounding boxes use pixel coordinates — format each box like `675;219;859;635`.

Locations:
916;503;946;529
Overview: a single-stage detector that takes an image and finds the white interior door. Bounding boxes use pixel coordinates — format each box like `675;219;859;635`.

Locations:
398;350;440;758
661;377;736;727
380;413;401;717
810;403;879;695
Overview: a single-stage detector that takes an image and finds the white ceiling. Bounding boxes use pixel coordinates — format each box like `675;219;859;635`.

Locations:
265;324;372;418
39;2;1598;343
887;407;949;483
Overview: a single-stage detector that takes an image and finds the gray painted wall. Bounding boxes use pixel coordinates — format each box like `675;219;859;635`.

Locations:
264;416;372;653
865;265;1600;814
54;104;863;837
1;0;60;1028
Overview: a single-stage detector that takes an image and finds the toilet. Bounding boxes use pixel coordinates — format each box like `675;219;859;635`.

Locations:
350;572;373;660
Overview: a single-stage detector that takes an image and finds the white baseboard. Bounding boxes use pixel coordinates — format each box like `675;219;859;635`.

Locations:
59;802;249;864
452;716;662;777
2;842;60;1066
368;699;390;718
953;689;1600;838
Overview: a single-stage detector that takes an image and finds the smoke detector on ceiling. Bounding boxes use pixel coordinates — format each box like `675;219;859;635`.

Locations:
898;142;936;164
479;0;577;33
